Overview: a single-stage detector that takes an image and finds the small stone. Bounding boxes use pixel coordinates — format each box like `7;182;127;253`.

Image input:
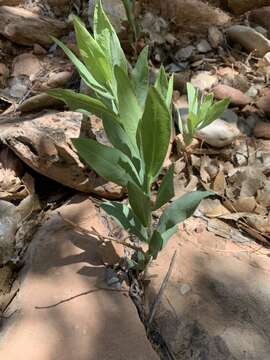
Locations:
12;53;41;81
196;39;211;53
196;118;240;148
245;86;258;98
264;52;270;65
180;283;191;296
256;91;270;115
33;43;47;55
249;6;270;32
175;45;195;61
9;76;30;98
253;121;270;138
227;25;270;57
255;26;268;37
191;71;218;92
213;84;251;106
221;109;238;124
208;26;224;49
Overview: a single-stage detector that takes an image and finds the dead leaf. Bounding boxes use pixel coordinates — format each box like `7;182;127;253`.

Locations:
213;170;226;196
199;198;230;218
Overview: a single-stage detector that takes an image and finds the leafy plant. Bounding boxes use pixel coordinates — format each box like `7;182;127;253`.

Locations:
48;0;212;270
121;0;139;44
178;82;230;146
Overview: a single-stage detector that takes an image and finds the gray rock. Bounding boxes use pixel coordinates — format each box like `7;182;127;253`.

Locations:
227;25;270;57
175;45;195;61
208;26;224;48
196;39;212;53
220;109;238;124
180;284;192;295
191;71;218;92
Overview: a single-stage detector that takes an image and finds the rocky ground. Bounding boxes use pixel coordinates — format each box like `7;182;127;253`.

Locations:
0;0;270;359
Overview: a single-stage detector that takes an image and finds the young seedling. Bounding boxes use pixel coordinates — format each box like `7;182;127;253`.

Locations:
178;82;230;147
48;0;212;271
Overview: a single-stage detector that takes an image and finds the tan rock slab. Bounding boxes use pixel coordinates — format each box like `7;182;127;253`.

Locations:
0;195;158;360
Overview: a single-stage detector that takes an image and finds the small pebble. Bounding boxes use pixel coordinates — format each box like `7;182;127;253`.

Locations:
180;284;191;295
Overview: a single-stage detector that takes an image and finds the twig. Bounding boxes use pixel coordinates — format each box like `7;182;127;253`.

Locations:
35;287;128;310
147;251;177;331
60;214;145;254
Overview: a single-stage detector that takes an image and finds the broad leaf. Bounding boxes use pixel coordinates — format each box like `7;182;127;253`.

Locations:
131;46;149;108
158;191;213;233
73;16;112;86
155;66;168;100
114;66;142;148
203;98;230;128
72;138;140;187
148;230;163;259
47;89;117;121
128;182;151;227
101;201;148;242
52;37;112;99
154;164;175;210
140;87;171;188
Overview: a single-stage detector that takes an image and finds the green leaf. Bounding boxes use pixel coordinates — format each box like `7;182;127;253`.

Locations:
51;37;112;99
155;66;168;100
114;66;142;148
73;16;112;86
47;89;117;121
72;138;140;187
187;82;199;115
166;74;174;109
158;191;213;234
154;164;175;210
148;230;163;259
203;97;230;128
101;201;148;242
127;182;151;227
131;46;149;108
122;0;138;40
140;87;171;187
94;1;128;74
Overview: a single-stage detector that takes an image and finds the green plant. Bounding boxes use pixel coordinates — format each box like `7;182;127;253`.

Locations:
121;0;139;44
178;82;230;146
48;0;212;270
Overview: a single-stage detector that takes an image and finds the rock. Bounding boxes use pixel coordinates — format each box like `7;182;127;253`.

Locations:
0;6;67;47
0;195;159;360
228;0;270;14
38;71;74;91
213;84;251;106
245;86;258;98
253;121;270;138
264;52;270;65
249;7;270;33
18;93;63;113
208;26;224;49
220;109;238;124
0;0;21;4
8;76;30;99
173;70;191;93
145;221;270;359
0;111;123;199
196;118;240;147
47;0;70;16
227;25;270;57
175;45;195;61
254;26;268;37
0;63;9;87
256;90;270;115
196;39;212;53
12;53;41;81
33;43;47;55
191;71;218;92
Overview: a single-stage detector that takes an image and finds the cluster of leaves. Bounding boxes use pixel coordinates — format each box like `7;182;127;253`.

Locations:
179;83;230;146
48;0;211;270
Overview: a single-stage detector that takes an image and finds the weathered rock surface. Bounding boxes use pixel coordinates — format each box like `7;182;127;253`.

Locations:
256;89;270;115
228;0;270;14
253;121;270;138
146;219;270;359
249;6;270;32
0;196;159;360
0;6;67;47
196;118;240;148
227;25;270;57
0;111;123;199
213;84;251;106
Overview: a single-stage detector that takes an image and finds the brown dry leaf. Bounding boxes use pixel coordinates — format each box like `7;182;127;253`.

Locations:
257;180;270;208
213;170;226;196
246;214;270;234
200;156;211;183
233;196;257;213
199;198;230;218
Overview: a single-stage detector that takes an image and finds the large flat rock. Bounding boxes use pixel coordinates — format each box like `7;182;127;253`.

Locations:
0;195;158;360
146;219;270;359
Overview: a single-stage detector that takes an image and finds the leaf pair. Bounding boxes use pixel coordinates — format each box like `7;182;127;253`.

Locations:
179;82;230;146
